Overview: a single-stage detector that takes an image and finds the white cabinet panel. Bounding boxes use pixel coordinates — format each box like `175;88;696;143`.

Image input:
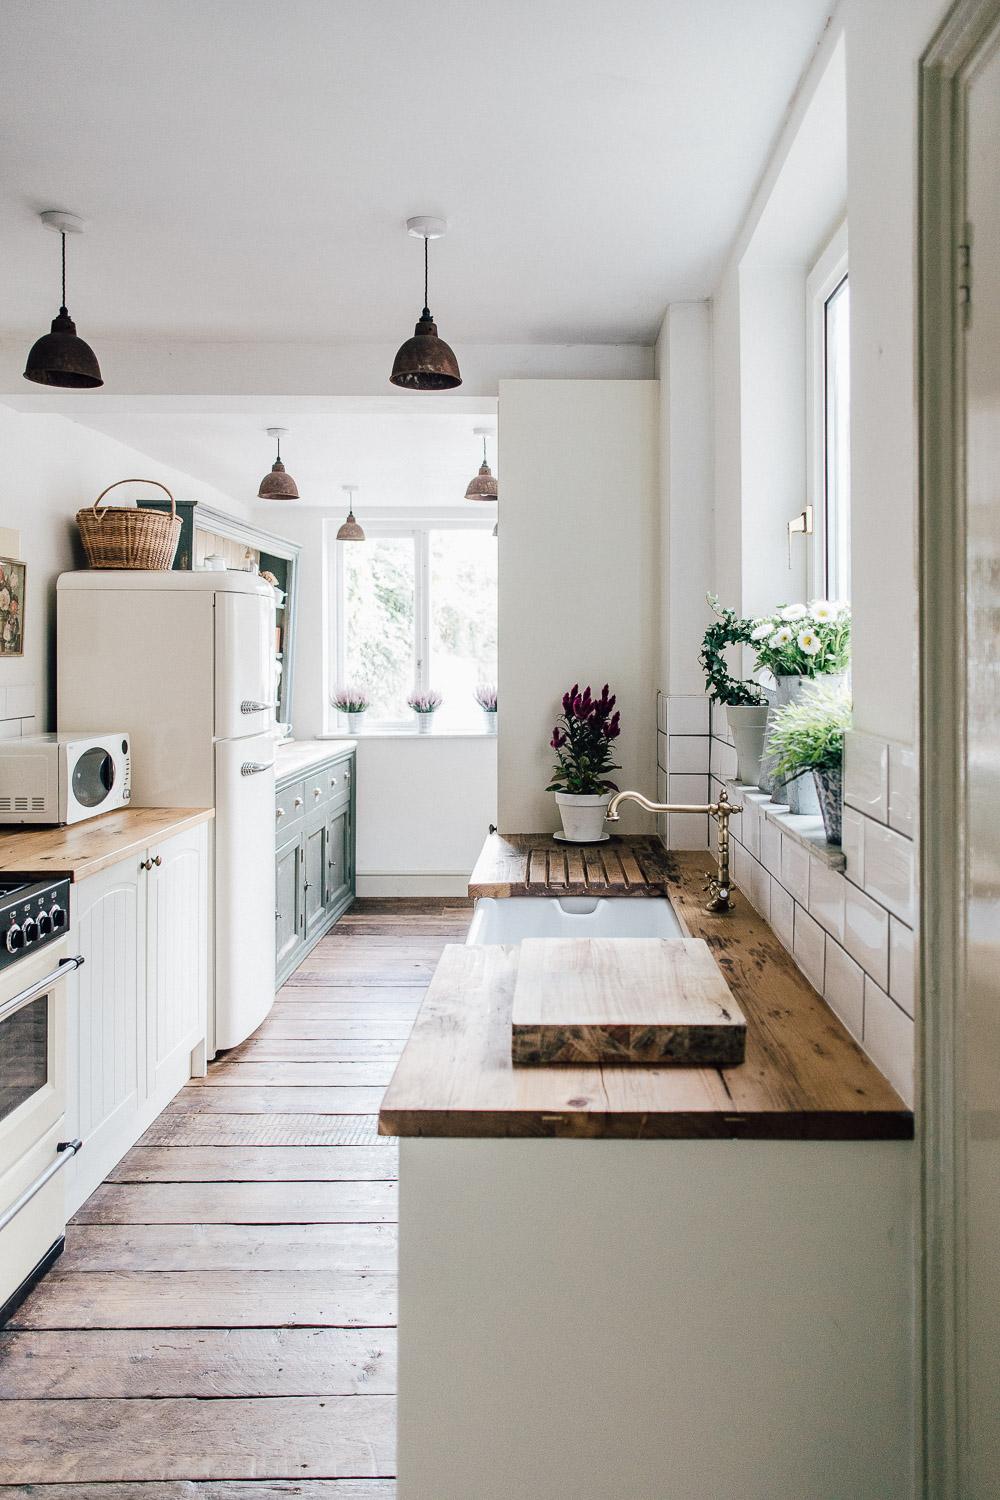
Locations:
215;592;275;740
146;824;208;1099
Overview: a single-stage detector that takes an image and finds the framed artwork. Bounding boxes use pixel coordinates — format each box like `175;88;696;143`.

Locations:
0;558;26;657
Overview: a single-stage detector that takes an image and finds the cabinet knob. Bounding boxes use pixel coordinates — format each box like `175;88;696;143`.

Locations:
330;776;338;788
276;806;285;819
313;786;322;798
152;855;162;867
344;768;351;782
140;858;152;872
293;796;304;808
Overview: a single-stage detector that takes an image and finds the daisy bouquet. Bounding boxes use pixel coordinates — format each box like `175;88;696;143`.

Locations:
750;601;850;678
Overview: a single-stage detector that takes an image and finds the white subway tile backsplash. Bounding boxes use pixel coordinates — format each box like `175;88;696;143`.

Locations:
667;696;710;735
793;906;825;992
657;730;668;773
863;821;915;926
732;840;750;895
888;744;916;837
656;765;668;843
709;737;738;781
665;813;709;851
657;691;668;734
863;978;914;1107
710;700;734;744
844;884;890;991
824;937;865;1041
761;818;783;879
668;774;709;804
749;855;771;920
889;916;915;1019
770;879;795;950
844;730;888;822
0;718;21;740
668;735;709;773
841;805;865;887
739;799;761;860
808;858;846;941
780;837;810;907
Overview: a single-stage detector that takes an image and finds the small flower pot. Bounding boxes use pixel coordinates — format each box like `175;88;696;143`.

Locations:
554;791;612;842
725;703;769;786
346;712;366;733
813;765;843;844
415;713;434;734
760;673;846;812
482;709;497;736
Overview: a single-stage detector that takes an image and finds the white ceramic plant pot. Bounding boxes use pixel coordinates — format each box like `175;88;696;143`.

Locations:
346;712;366;733
725;703;770;786
416;713;434;734
554;791;612;842
482;710;497;736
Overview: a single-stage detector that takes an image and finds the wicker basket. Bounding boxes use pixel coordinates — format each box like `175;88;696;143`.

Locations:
77;479;181;570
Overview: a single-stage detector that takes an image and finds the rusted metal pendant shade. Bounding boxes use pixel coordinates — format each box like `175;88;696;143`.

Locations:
465;458;498;501
258;428;299;500
24;307;103;388
390;308;462;390
336;485;365;541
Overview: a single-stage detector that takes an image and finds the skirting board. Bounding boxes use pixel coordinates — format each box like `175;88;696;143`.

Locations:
357;873;472;898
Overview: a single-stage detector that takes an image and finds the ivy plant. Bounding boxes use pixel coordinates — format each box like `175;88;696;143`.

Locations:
699;594;768;706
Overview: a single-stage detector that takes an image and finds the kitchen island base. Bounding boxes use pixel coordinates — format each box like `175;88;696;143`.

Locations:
397;1135;914;1500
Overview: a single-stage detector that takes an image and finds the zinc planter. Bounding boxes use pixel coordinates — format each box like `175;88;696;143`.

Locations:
760;673;846;812
813;765;843;844
725;703;770;786
554;791;612;842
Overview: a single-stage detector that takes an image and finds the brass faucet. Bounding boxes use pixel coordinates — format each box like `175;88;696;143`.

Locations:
605;786;741;913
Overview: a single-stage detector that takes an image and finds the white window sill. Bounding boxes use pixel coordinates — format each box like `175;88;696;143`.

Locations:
726;780;846;870
319;728;497;741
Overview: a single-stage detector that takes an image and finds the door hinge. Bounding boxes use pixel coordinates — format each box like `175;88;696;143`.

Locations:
958;240;972;322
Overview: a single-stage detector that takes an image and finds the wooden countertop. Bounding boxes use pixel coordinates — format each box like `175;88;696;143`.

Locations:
379;851;913;1142
275;739;356;782
469;832;673;898
0;807;214;882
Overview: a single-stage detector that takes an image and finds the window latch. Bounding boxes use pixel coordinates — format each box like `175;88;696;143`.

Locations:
787;504;813;568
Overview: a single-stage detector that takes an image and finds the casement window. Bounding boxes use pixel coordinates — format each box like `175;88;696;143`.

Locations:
332;520;497;731
807;222;851;602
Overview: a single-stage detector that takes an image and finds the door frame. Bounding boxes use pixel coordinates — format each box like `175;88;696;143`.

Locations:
918;2;1000;1493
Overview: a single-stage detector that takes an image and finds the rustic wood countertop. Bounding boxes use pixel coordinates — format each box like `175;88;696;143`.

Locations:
469;832;674;898
275;738;357;782
379;849;913;1142
0;807;214;882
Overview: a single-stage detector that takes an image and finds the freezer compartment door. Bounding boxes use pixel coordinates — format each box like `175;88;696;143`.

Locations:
214;734;276;1049
215;591;276;740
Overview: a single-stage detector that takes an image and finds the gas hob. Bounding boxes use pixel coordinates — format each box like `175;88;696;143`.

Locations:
0;876;70;969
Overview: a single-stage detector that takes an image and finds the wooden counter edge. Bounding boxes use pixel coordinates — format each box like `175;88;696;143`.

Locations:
378;1106;914;1142
0;806;215;882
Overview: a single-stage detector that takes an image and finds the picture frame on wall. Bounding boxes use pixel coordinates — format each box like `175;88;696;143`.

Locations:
0;558;26;658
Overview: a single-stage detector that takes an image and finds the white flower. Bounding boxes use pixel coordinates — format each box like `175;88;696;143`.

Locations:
797;628;822;656
809;600;836;621
750;620;773;641
779;603;807;621
770;627;794;648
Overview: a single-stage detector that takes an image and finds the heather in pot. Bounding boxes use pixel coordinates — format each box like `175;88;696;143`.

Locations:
547;682;621;841
331;682;371;733
765;682;851;844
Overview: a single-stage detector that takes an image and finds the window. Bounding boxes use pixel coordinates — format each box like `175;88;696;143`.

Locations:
807;223;851;601
334;522;497;730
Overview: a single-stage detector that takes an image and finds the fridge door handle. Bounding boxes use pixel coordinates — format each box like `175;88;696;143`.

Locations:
240;761;275;777
240;699;275;714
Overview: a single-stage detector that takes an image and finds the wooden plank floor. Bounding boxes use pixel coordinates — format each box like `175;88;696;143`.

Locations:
0;898;471;1494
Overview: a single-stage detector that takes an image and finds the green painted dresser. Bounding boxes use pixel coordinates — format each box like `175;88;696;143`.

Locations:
274;742;356;987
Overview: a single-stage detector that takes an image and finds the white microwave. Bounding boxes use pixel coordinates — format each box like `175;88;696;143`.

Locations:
0;733;132;825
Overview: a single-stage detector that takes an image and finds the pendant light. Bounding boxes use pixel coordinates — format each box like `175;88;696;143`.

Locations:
23;211;103;388
336;485;365;542
464;426;498;501
389;216;462;390
258;427;299;500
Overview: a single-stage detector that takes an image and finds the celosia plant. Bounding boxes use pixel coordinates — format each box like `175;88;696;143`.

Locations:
546;683;622;795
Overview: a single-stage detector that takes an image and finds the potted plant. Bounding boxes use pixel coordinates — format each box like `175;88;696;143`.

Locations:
408;689;442;733
331;682;371;733
751;600;851;813
546;682;621;842
766;682;851;843
700;595;769;785
474;682;498;735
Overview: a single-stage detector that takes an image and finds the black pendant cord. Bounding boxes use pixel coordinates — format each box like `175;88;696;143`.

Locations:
60;231;67;314
422;235;430;318
275;433;281;463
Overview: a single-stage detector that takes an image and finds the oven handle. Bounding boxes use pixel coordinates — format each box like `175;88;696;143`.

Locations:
0;955;84;1027
0;1139;83;1235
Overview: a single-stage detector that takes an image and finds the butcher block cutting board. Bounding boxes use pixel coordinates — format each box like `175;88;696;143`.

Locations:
510;937;746;1066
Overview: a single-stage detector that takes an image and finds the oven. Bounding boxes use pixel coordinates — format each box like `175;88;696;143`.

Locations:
0;875;82;1325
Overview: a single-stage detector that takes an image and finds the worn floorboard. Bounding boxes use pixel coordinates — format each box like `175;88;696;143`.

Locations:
0;899;467;1490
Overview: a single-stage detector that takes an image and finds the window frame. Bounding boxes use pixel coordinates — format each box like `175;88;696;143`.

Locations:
806;219;850;602
329;513;497;733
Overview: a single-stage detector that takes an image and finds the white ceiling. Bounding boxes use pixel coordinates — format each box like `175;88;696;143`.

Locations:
1;0;831;348
67;410;500;511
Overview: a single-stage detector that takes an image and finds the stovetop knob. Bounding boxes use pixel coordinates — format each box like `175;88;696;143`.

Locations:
6;923;24;954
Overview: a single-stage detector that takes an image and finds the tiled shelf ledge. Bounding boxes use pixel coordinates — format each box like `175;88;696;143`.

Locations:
726;784;846;871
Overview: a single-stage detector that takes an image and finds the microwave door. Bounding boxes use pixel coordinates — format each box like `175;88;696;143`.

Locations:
214;593;275;741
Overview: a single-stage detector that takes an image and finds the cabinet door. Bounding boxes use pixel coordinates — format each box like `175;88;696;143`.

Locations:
303;814;327;942
67;855;145;1215
146;823;208;1102
325;803;353;911
276;834;303;976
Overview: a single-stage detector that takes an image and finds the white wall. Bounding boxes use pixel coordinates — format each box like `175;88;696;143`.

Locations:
497;379;659;833
0;403;245;731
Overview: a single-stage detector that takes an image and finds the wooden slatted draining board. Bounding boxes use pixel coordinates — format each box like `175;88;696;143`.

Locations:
510;937;746;1066
469;833;674;898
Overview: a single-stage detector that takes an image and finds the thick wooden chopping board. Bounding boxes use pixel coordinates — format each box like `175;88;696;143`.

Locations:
510;937;746;1066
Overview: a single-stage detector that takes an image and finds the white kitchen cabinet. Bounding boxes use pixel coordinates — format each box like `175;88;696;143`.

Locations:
65;821;209;1215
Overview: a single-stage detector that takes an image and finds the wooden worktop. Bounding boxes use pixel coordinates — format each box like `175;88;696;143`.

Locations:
379;850;913;1142
469;832;674;899
0;806;214;882
275;738;357;782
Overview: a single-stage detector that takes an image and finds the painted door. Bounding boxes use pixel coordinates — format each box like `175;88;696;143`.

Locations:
145;824;208;1099
303;814;328;941
66;855;144;1215
325;802;352;911
276;834;303;975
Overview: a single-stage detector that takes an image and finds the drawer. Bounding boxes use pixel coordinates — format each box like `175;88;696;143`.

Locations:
275;779;306;843
316;759;353;809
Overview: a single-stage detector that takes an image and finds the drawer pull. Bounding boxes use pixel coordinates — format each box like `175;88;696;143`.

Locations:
0;1139;83;1235
241;761;274;777
240;699;274;714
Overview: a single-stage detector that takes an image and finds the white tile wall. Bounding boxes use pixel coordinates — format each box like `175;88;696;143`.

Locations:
841;805;866;887
863;978;915;1107
844;730;888;822
809;858;846;942
824;938;865;1041
780;836;810;907
861;820;915;926
666;695;710;735
709;737;738;782
889;917;915;1019
657;730;668;772
769;879;795;950
888;744;916;837
666;813;709;850
761;817;782;878
844;883;890;992
656;690;668;734
668;774;709;804
793;906;826;992
667;735;710;773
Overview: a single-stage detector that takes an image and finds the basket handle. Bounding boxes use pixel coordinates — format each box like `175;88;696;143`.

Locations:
92;479;176;521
